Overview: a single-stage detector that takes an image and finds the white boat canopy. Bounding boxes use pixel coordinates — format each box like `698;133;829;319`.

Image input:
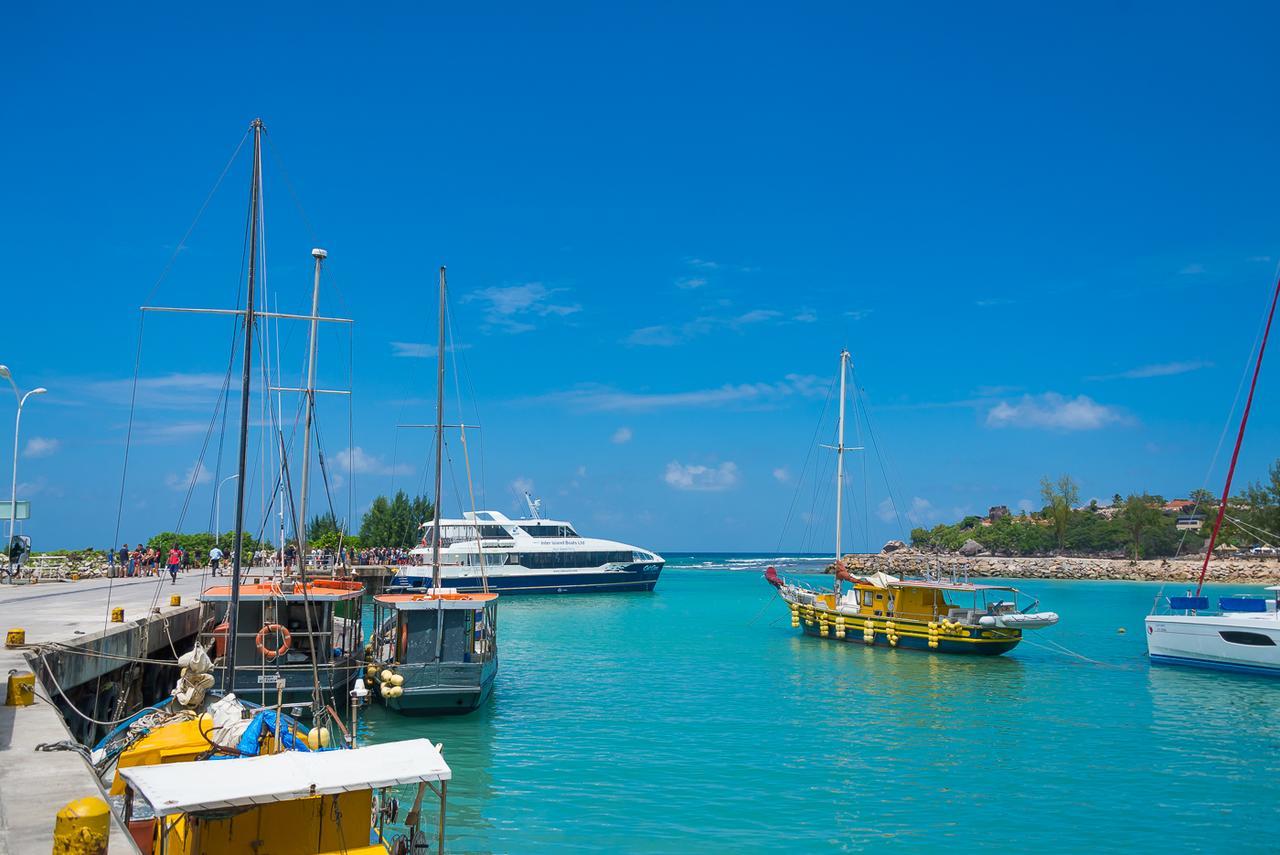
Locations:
119;739;452;817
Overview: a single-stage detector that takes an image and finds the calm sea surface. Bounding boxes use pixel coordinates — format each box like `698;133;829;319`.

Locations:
361;554;1280;853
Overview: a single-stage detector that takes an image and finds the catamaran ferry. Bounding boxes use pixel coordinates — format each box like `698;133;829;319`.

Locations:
392;504;664;595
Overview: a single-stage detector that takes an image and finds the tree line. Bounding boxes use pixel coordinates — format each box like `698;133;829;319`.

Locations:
909;461;1280;558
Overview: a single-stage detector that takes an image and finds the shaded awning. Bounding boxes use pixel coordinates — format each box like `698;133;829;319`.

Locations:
119;739;451;817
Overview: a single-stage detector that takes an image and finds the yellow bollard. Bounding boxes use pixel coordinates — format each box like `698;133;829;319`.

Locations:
6;628;25;647
6;672;34;706
110;608;123;623
169;595;181;607
52;796;109;854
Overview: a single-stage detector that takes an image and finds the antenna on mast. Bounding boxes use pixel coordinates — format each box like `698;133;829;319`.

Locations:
524;492;543;520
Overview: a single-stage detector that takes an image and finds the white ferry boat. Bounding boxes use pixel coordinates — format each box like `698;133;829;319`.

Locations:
392;501;664;595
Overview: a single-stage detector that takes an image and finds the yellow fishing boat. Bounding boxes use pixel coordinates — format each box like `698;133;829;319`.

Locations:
765;349;1058;656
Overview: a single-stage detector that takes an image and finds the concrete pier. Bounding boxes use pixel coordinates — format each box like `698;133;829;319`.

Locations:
0;574;206;853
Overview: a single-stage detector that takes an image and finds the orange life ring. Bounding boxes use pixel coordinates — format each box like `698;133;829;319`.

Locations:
254;623;292;659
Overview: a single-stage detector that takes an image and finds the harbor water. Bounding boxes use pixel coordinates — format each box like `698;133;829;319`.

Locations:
361;555;1280;853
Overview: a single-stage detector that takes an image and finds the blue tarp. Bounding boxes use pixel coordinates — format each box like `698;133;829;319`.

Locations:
1168;596;1209;611
210;709;331;760
1219;597;1268;613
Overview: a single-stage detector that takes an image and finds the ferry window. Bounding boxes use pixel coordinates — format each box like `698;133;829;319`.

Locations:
477;525;510;538
519;525;579;538
1219;631;1276;646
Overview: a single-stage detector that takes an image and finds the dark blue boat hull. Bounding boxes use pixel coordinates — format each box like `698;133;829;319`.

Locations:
389;563;663;595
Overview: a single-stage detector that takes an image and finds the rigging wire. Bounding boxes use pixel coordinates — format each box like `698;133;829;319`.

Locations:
774;374;837;553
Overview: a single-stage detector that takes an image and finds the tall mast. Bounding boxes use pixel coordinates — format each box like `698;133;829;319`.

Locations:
295;247;326;575
225;118;264;689
834;349;849;564
1195;275;1280;595
431;267;447;590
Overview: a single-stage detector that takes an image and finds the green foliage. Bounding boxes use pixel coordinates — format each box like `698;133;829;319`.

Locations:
1040;474;1079;552
307;511;342;542
143;531;262;564
312;530;359;552
358;491;434;548
1119;494;1165;558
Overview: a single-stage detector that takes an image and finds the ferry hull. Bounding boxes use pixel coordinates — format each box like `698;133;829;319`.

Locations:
391;563;663;595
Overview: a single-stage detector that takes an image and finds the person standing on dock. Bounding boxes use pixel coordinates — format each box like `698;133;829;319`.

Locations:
209;544;223;576
166;544;181;584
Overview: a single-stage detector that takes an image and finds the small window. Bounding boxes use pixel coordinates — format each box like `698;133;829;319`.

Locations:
1219;631;1277;647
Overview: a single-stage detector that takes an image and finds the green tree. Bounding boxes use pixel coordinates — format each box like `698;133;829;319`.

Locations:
1119;494;1163;558
1040;474;1079;553
358;491;434;548
308;511;341;543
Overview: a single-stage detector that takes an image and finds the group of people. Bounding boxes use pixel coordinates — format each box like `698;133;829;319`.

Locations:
110;544;194;580
353;546;412;566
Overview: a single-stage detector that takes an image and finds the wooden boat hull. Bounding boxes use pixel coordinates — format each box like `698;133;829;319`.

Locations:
792;604;1022;656
383;660;497;715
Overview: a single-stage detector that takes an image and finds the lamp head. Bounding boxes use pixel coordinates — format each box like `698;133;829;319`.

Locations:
0;366;9;379
30;388;47;396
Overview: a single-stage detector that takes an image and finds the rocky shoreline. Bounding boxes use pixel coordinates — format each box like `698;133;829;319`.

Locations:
832;551;1280;585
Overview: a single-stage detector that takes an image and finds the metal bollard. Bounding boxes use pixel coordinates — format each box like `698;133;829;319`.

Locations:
170;595;181;607
52;796;109;854
6;672;34;706
6;628;25;647
110;608;123;623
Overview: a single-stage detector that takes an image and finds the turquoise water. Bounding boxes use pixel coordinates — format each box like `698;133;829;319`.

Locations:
361;555;1280;853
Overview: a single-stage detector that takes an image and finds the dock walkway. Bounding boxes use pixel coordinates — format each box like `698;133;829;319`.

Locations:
0;573;206;854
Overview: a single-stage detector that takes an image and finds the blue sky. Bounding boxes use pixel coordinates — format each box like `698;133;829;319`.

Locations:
5;3;1280;552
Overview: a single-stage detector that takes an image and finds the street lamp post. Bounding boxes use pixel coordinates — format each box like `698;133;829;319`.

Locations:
0;366;47;576
215;474;239;546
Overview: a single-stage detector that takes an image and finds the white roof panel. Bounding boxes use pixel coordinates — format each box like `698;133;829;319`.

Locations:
119;739;451;817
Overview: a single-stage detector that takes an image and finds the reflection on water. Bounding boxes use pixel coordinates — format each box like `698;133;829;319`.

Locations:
356;567;1280;853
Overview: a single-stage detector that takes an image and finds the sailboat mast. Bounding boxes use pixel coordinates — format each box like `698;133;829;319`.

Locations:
431;267;447;590
1195;275;1280;595
296;247;326;575
225;117;264;689
835;349;849;564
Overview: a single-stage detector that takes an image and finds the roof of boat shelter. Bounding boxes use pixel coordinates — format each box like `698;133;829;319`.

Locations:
119;739;451;817
375;591;499;609
888;580;1020;592
200;580;365;602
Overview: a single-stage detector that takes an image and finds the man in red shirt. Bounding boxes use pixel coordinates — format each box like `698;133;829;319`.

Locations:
166;545;182;584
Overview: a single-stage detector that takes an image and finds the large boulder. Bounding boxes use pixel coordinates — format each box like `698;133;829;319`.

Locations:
959;538;984;557
881;539;908;554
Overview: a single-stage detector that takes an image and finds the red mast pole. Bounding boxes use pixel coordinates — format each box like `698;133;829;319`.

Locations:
1195;275;1280;596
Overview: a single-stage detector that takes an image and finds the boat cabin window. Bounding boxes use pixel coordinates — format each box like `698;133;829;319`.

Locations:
1219;630;1277;646
518;525;579;538
425;524;512;546
401;608;496;663
518;551;632;569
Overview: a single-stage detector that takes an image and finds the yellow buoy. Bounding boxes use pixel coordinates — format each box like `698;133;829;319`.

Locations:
390;673;405;686
366;665;378;677
52;796;109;855
314;726;331;748
380;669;394;682
380;683;391;697
388;686;404;698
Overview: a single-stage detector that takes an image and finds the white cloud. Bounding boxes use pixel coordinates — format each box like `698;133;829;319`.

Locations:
1179;263;1206;275
332;447;412;476
611;427;633;444
676;276;706;290
686;258;720;270
985;393;1125;431
81;372;228;410
539;374;826;412
1017;498;1035;513
876;498;898;523
23;437;60;458
664;461;739;492
390;342;435;358
1087;361;1211;381
511;476;535;496
575;465;587;478
975;298;1014;307
844;309;873;321
772;467;791;483
626;307;797;347
792;310;817;323
465;283;580;333
165;461;212;491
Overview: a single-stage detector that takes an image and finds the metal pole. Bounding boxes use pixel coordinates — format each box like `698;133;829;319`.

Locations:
297;248;326;577
7;386;44;575
215;474;238;547
431;267;446;590
438;780;447;854
226;118;264;690
834;350;848;569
